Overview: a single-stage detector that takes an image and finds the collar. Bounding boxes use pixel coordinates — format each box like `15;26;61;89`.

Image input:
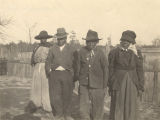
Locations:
121;47;128;51
59;44;66;51
85;46;97;58
118;45;128;51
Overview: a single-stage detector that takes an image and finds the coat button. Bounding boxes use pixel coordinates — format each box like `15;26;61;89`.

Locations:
89;65;91;67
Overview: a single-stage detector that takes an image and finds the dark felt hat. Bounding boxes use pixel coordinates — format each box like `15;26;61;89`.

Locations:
82;30;102;41
55;28;68;39
35;30;53;40
120;30;136;44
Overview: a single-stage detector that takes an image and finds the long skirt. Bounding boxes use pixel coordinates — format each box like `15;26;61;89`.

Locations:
30;63;52;112
110;73;138;120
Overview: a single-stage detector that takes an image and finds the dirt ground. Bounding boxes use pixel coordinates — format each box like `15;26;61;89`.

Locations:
0;76;160;120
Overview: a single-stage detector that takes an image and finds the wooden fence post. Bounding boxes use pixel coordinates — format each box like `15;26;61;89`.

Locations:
152;60;159;104
152;71;158;104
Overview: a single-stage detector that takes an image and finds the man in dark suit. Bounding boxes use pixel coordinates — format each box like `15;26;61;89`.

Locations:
74;30;108;120
45;28;75;120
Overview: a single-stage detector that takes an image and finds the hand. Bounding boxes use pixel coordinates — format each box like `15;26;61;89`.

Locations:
128;44;138;55
73;81;79;95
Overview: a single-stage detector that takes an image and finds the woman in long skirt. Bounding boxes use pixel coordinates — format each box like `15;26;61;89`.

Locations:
30;30;53;112
108;30;144;120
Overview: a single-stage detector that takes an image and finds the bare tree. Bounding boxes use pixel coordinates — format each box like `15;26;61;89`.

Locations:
0;16;12;40
0;17;12;27
24;22;37;44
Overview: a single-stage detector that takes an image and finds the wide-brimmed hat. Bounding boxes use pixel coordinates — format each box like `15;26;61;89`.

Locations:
82;30;102;41
35;30;53;40
120;30;136;44
55;28;68;39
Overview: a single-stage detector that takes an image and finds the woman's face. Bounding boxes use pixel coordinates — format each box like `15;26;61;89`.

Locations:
120;41;130;49
40;39;47;43
86;41;98;51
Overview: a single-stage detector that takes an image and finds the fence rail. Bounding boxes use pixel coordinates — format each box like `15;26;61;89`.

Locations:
0;46;160;105
2;61;160;105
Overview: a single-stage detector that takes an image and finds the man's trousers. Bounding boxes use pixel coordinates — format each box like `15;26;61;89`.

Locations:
79;85;105;120
48;70;73;117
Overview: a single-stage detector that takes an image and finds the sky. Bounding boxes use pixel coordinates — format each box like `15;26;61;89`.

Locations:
0;0;160;45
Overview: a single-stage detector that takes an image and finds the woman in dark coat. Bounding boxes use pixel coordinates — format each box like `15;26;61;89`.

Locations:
108;30;144;120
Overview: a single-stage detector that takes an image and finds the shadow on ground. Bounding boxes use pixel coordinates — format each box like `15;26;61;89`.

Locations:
0;76;160;120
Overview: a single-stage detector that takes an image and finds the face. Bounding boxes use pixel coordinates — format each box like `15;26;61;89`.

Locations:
120;40;130;49
57;37;67;46
40;39;47;44
86;41;98;51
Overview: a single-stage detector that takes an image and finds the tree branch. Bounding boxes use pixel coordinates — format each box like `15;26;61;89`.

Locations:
0;17;12;27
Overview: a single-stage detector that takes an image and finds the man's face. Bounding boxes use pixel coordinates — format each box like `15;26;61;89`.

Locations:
120;40;130;49
40;39;47;43
86;41;98;51
57;37;67;46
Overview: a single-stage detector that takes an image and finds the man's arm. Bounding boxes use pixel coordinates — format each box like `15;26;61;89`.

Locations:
108;49;116;90
100;50;108;88
73;50;81;82
45;48;54;78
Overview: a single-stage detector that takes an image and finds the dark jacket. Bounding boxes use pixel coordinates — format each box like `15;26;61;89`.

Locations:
45;43;75;78
108;47;144;91
74;46;108;89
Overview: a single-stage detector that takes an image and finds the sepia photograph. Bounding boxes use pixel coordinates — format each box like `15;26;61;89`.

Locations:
0;0;160;120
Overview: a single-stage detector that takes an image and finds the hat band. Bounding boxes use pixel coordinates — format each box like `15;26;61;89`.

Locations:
86;36;100;39
56;33;67;36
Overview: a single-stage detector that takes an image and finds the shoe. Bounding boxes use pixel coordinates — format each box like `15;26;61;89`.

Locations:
64;116;74;120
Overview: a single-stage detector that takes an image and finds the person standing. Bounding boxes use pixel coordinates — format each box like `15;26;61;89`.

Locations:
74;30;108;120
45;28;75;120
108;30;144;120
30;30;52;112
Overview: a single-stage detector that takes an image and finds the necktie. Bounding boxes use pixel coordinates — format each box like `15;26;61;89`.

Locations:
90;50;94;58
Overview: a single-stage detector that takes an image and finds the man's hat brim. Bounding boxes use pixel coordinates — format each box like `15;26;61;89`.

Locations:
55;33;68;39
82;38;102;41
